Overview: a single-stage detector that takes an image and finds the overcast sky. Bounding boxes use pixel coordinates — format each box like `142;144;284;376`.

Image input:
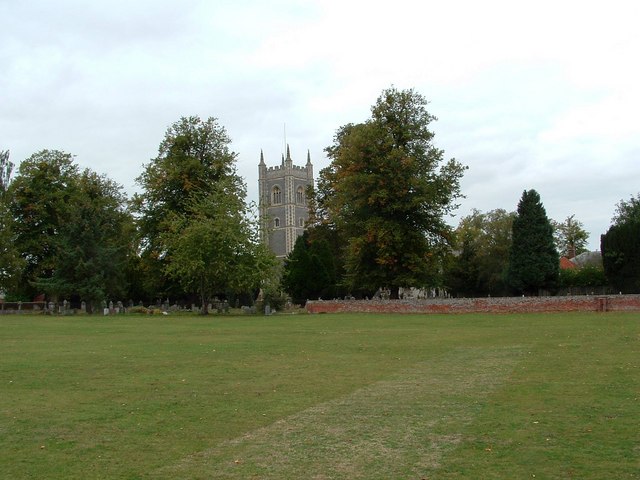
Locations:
2;0;639;250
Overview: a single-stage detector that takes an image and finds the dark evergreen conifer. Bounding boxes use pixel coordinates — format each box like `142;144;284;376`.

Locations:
601;197;640;292
507;189;559;295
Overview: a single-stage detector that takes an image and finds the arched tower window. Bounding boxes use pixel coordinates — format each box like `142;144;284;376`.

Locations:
299;217;304;227
274;218;280;228
272;186;282;204
296;186;305;204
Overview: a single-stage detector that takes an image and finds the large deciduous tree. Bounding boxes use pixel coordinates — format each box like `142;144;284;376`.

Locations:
445;208;515;297
319;87;466;298
135;116;277;309
35;170;133;312
507;189;559;295
8;150;79;299
601;193;640;293
133;116;240;300
8;150;133;306
552;214;589;258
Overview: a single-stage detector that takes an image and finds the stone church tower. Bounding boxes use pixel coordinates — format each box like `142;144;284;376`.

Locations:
258;146;313;258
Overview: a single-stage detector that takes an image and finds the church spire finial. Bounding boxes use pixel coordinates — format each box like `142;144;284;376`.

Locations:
286;144;291;161
306;149;312;165
259;149;265;166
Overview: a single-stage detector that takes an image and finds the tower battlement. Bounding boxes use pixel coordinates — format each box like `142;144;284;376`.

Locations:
258;146;314;258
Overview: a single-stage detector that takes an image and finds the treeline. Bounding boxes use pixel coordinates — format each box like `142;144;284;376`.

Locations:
2;88;639;310
0;117;277;313
281;88;640;302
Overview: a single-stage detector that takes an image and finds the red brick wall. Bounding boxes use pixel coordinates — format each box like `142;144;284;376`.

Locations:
305;295;640;314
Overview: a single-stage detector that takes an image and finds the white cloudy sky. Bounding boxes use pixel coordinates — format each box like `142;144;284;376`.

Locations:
2;0;639;250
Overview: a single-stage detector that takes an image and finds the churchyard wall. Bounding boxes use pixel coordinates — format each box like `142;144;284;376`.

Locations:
305;294;640;314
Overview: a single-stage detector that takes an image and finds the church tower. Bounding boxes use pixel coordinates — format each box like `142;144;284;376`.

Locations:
258;146;314;258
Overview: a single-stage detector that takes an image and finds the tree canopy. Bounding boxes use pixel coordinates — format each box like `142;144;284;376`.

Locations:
281;225;343;304
133;116;240;299
507;189;559;295
552;214;589;258
445;208;514;296
0;150;23;293
135;115;276;309
7;150;80;298
318;87;466;298
601;192;640;293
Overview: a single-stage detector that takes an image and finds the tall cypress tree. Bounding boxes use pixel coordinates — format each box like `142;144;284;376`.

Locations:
507;189;559;295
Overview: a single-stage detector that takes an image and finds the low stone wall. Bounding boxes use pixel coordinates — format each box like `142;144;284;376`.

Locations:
305;294;640;314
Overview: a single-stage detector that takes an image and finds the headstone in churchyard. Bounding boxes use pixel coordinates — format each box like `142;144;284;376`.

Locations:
265;304;271;316
117;301;123;314
81;301;86;313
109;300;114;315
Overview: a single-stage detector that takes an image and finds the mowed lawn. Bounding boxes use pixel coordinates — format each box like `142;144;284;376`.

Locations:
1;312;638;479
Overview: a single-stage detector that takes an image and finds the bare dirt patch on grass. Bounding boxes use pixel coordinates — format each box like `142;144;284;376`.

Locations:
154;345;525;479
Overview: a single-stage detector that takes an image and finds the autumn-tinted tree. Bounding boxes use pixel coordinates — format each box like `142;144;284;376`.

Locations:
319;87;466;298
507;189;559;295
133;116;239;300
8;150;79;299
601;193;640;293
552;214;589;258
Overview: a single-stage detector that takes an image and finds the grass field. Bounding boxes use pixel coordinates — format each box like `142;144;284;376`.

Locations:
1;312;638;479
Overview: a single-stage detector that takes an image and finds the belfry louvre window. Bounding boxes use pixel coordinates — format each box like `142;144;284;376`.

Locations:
272;186;282;204
296;186;305;204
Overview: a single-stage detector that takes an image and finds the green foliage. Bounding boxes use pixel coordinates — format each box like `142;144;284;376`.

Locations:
7;150;80;298
0;150;23;293
601;220;640;293
34;170;133;312
319;87;466;297
445;209;514;296
162;176;277;313
558;265;607;289
282;226;344;304
552;214;589;257
133;116;238;300
612;193;640;226
507;189;559;294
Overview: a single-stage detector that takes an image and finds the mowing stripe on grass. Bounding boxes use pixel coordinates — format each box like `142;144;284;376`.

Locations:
153;345;526;479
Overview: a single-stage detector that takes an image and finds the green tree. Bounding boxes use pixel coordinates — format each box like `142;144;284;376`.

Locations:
601;194;640;293
552;214;589;258
445;208;514;296
35;170;133;312
133;116;239;300
507;189;559;295
0;150;24;294
282;225;344;304
162;178;276;313
612;193;640;225
319;87;466;298
8;150;79;299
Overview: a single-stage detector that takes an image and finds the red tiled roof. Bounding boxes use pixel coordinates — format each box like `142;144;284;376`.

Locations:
560;256;578;270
